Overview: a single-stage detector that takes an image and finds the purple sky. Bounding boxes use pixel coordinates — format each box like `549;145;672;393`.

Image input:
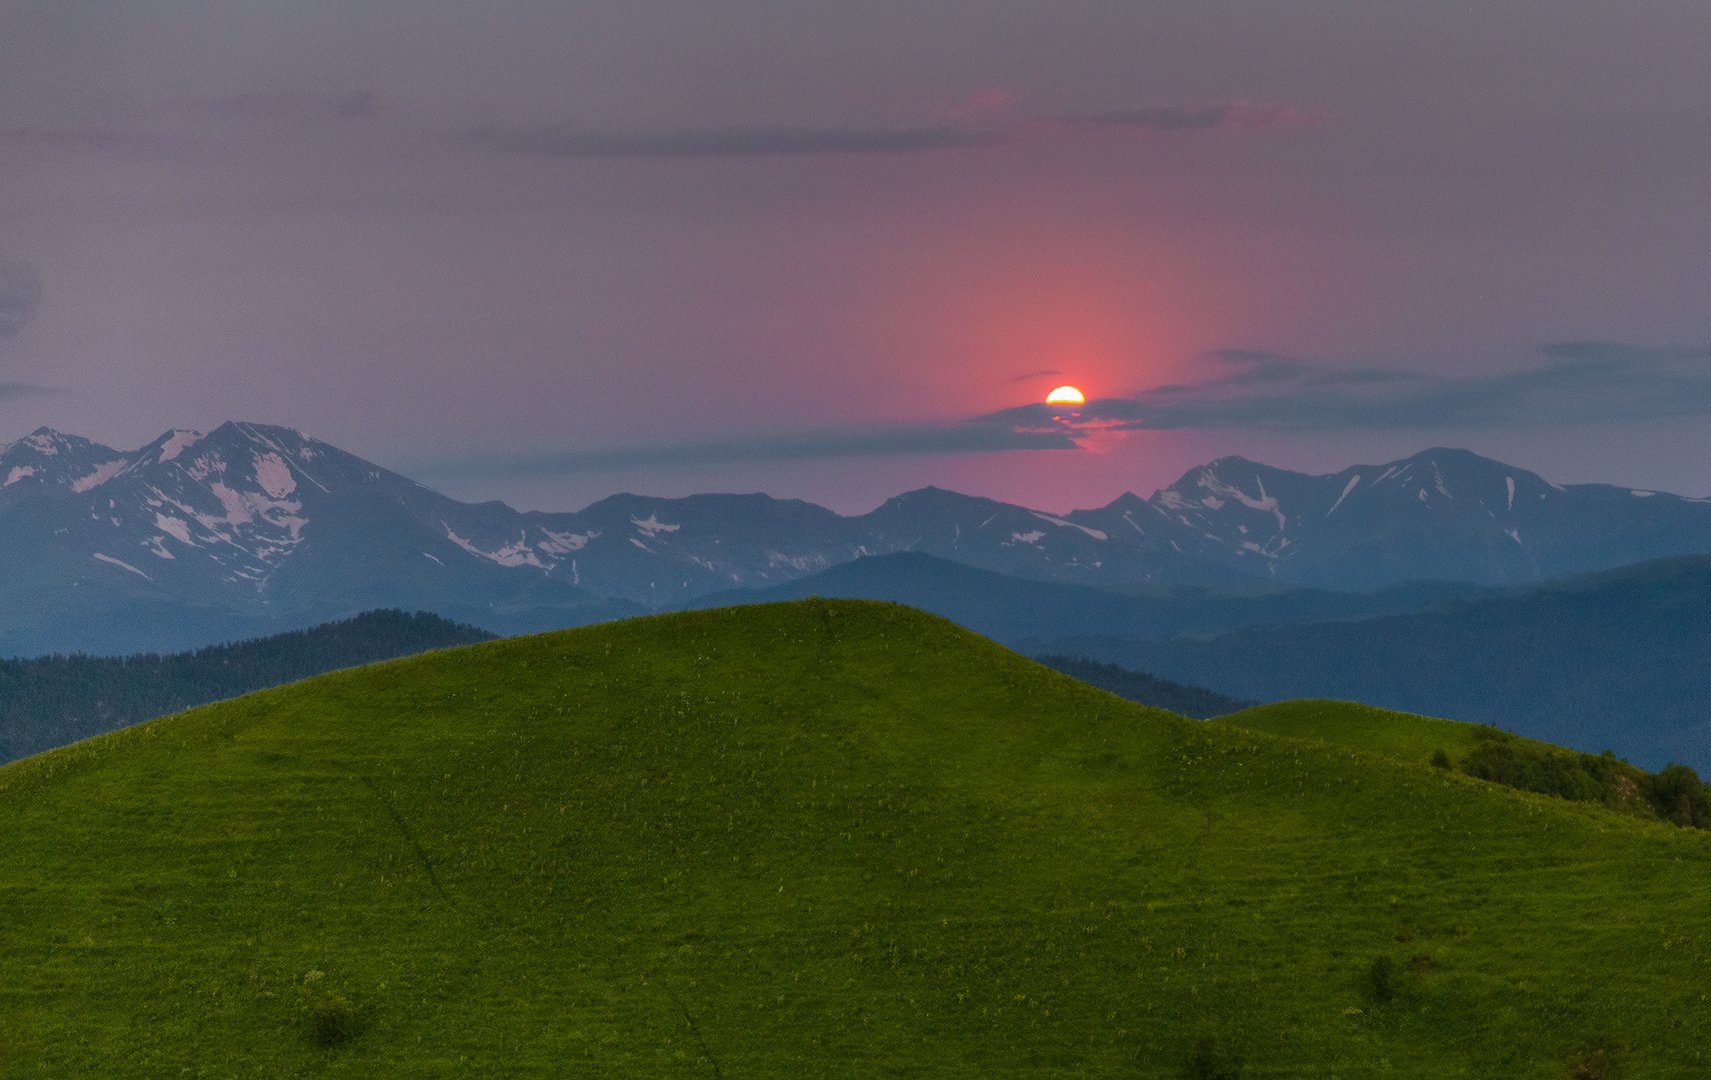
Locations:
3;2;1710;512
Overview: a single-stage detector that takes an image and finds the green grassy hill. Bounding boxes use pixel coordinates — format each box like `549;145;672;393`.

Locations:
1218;699;1710;829
1216;699;1529;765
2;600;1708;1077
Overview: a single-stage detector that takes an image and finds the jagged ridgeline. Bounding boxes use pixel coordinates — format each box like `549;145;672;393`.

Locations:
3;601;1707;1076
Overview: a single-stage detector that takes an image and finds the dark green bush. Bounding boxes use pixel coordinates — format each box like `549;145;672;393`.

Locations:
298;973;364;1050
1365;955;1395;1004
1642;764;1710;828
1184;1034;1243;1080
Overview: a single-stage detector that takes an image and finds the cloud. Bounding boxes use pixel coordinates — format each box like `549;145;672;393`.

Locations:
1009;369;1064;383
0;90;384;162
1056;100;1322;133
0;382;61;401
0;259;42;337
194;90;384;122
0;126;178;159
974;341;1711;436
442;338;1711;478
465;122;1007;159
434;421;1077;475
466;98;1316;160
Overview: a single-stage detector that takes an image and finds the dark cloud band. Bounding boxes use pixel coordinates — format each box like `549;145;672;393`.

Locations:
0;259;43;337
437;422;1077;475
976;341;1711;436
465;99;1313;160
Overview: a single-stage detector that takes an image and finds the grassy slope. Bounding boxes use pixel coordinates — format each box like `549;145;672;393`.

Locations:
1214;699;1505;766
2;600;1709;1077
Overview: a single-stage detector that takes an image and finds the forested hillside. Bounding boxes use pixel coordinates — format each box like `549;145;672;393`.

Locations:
0;610;491;762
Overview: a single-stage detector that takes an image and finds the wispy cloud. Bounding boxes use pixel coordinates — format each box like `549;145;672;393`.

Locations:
436;340;1711;477
0;382;61;402
465;122;1007;159
0;89;386;162
189;90;385;122
436;421;1076;475
978;341;1711;436
465;97;1318;161
0;126;181;159
0;259;42;337
1057;100;1322;133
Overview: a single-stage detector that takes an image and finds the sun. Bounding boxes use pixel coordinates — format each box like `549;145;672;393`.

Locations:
1044;385;1085;406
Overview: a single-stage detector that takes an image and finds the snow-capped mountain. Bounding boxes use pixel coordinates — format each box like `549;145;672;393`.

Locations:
1117;448;1711;588
3;422;1710;655
0;428;132;509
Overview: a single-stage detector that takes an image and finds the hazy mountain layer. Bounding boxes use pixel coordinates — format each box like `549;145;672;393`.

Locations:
5;421;1709;654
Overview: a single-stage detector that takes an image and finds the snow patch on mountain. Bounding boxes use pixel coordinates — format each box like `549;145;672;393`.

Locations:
1506;476;1516;511
153;513;194;545
93;552;152;580
444;525;544;568
1431;462;1451;497
538;528;597;554
251;452;297;499
1197;470;1286;531
1327;475;1360;516
5;465;35;486
208;482;253;525
72;459;129;493
157;430;202;463
632;513;680;537
1031;512;1107;540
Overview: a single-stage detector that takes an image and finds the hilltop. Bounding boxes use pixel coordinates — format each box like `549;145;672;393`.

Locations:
2;601;1708;1075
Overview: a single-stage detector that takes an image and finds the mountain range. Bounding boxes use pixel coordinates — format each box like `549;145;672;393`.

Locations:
4;420;1710;655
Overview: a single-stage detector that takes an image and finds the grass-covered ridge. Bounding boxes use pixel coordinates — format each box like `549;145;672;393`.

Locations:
3;600;1709;1076
1219;699;1711;829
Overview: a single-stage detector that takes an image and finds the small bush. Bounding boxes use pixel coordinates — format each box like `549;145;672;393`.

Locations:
1571;1046;1618;1079
1365;955;1395;1004
305;997;360;1049
1642;764;1709;828
1184;1034;1242;1079
298;970;364;1050
1429;748;1451;769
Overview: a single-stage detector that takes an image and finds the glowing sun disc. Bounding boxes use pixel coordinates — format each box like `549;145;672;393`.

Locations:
1045;385;1086;406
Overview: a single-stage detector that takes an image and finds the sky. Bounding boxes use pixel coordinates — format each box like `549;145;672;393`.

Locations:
3;1;1710;513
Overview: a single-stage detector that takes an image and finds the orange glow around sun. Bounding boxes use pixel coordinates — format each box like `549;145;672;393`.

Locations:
1045;385;1086;405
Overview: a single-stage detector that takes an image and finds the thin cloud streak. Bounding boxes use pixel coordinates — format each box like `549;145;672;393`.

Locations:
0;382;63;402
433;421;1078;475
464;98;1315;160
431;340;1711;481
980;341;1711;435
0;259;43;337
465;122;1006;159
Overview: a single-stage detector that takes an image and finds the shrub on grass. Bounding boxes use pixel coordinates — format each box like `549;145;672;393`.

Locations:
1364;955;1395;1004
298;970;364;1050
1642;764;1709;828
1184;1034;1242;1079
305;996;360;1049
1429;748;1451;769
1570;1046;1618;1079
